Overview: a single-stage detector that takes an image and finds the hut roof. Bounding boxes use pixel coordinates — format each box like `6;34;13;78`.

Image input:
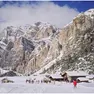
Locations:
62;71;88;76
77;77;89;81
50;73;63;79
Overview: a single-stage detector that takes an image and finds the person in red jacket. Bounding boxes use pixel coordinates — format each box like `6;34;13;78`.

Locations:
73;80;77;88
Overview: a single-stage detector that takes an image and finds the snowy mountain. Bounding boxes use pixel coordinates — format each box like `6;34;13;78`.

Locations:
0;9;94;75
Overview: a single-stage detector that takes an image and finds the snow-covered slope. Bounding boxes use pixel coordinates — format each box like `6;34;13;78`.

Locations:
34;51;63;75
0;68;8;75
0;41;7;50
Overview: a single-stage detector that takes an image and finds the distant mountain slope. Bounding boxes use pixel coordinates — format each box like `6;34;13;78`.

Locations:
0;9;94;75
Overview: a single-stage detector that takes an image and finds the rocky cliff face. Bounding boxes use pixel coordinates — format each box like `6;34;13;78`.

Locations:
58;9;94;74
0;9;94;75
41;9;94;74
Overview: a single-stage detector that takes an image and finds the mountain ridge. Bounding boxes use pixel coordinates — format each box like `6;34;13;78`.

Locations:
0;9;94;75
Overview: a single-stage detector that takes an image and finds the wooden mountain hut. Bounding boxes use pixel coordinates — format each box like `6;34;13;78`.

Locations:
61;71;88;82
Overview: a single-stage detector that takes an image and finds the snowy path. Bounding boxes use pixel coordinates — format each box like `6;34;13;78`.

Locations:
0;83;94;93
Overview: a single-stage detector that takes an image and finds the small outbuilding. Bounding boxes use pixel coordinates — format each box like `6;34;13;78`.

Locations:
61;71;88;82
1;78;14;83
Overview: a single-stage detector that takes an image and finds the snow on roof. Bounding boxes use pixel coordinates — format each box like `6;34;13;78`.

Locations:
64;71;88;76
50;73;63;79
77;77;89;81
50;75;63;79
86;75;94;79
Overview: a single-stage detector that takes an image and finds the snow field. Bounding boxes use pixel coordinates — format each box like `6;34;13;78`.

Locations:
0;76;94;93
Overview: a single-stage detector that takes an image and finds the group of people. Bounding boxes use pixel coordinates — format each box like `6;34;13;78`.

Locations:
25;78;77;88
26;79;51;84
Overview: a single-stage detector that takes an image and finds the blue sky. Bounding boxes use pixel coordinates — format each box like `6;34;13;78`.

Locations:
0;1;94;30
0;1;94;12
53;1;94;12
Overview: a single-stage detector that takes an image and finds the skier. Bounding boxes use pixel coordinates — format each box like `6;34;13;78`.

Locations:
73;80;77;88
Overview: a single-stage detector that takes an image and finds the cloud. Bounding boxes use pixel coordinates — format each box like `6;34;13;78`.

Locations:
0;2;79;31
